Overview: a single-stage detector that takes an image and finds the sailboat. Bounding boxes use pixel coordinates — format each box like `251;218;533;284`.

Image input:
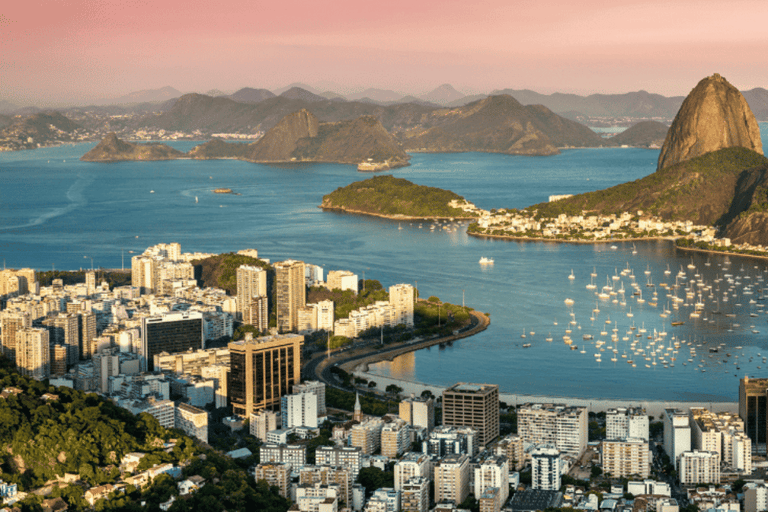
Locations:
195;196;198;203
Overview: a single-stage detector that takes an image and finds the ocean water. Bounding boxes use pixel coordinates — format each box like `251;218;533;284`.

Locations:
0;123;766;401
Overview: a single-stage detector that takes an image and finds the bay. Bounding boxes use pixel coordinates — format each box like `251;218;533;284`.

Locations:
0;124;766;401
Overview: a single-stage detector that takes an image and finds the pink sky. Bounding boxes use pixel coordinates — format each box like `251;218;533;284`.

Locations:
2;0;767;106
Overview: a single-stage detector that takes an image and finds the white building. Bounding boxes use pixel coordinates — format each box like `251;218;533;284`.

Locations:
401;477;429;512
400;395;434;431
282;392;319;429
316;446;363;480
663;409;691;470
678;450;720;485
606;407;649;441
474;453;509;505
260;443;307;471
250;409;280;442
294;380;327;417
531;447;561;491
175;403;208;444
627;480;671;497
389;284;414;328
601;438;650;478
394;452;431;491
327;271;358;293
518;403;588;457
369;488;400;512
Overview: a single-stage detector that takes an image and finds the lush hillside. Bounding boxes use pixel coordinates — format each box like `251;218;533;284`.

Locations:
320;175;479;219
81;133;184;161
191;252;271;295
610;121;668;148
530;147;768;226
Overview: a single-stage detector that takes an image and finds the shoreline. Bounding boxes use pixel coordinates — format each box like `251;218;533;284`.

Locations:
467;230;679;245
319;205;479;221
676;244;768;262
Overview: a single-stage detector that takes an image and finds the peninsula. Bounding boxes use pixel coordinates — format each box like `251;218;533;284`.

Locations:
320;175;483;219
468;74;768;253
81;132;184;161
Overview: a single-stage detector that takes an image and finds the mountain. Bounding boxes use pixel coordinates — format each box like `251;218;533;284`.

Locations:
228;87;276;103
610;121;669;148
0;111;80;149
320;91;347;101
742;87;768;121
190;109;409;168
492;88;685;120
419;84;466;105
205;89;227;97
0;114;12;129
446;94;488;107
657;74;763;171
347;88;405;102
279;87;327;102
103;86;183;105
0;100;17;114
81;133;184;161
399;95;609;155
533;147;768;226
273;82;320;95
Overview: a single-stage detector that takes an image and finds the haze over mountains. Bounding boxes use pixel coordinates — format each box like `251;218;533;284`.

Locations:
3;83;767;121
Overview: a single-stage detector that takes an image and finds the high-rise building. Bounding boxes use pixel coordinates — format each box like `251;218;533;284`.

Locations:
434;454;470;505
442;383;499;448
350;418;385;455
250;409;280;442
606;407;649;441
678;450;720;485
228;333;303;417
424;426;479;458
175;403;208;444
131;255;157;295
243;296;269;332
0;311;31;363
690;408;751;473
663;408;691;470
601;438;650;478
85;271;96;296
294;381;327;417
317;300;335;331
315;446;362;480
401;477;430;512
141;311;204;371
478;487;502;512
327;271;358;293
381;419;410;458
474;453;509;505
78;311;97;360
281;392;319;429
237;265;268;322
389;284;415;327
254;463;291;498
394;453;431;492
51;344;68;377
0;268;36;301
15;328;50;380
400;395;435;431
275;260;306;332
300;466;353;507
740;376;768;454
518;403;589;457
260;443;307;471
531;447;561;491
495;434;525;471
43;312;80;365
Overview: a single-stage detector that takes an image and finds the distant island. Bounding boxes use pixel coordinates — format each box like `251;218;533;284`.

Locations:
320;175;483;219
81;133;184;162
81;110;410;169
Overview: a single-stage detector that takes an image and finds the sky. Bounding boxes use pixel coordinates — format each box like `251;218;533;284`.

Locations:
2;0;768;106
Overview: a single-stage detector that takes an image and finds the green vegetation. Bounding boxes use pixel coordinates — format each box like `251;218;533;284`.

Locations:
0;355;288;512
308;280;389;319
321;175;479;219
325;387;395;416
413;298;473;338
36;270;132;289
358;467;394;496
530;147;768;226
192;252;271;295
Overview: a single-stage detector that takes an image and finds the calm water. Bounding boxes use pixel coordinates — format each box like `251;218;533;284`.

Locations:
1;124;767;401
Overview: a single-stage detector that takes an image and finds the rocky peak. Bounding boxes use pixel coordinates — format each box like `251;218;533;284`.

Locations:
657;73;763;171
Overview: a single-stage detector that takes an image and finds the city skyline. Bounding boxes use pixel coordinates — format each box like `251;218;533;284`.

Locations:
2;0;768;106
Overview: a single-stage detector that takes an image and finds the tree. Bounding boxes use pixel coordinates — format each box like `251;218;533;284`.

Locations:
420;389;434;399
459;495;479;512
357;467;393;495
368;381;377;388
591;466;603;479
385;384;403;397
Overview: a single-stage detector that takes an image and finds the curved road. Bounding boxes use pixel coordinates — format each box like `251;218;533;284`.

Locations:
303;310;490;390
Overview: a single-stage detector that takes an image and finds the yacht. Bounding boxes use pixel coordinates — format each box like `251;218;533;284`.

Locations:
479;257;494;265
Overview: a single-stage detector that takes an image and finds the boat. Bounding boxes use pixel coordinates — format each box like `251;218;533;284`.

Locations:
195;196;198;203
479;257;494;265
569;270;575;280
522;343;531;348
564;298;574;305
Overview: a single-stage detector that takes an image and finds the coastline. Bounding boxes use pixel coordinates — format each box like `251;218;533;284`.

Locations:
467;230;679;245
319;205;479;221
676;244;768;262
